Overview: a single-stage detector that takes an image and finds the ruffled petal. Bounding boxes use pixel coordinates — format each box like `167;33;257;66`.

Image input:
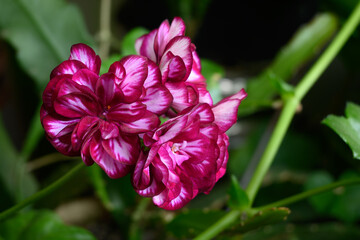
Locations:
54;92;101;118
212;89;247;133
143;60;162;88
41;114;78;138
99;120;119;139
50;60;86;79
71;116;99;151
90;138;132;179
72;69;98;92
141;84;173;115
107;101;146;123
96;73;116;106
119;111;160;134
69;43;101;75
118;56;148;103
160;36;192;82
136;29;157;63
102;133;140;165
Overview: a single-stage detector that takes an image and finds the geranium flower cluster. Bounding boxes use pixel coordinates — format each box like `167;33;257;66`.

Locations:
40;17;247;210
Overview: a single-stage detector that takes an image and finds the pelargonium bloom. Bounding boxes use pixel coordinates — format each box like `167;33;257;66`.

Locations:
41;44;165;178
135;17;212;116
132;89;247;210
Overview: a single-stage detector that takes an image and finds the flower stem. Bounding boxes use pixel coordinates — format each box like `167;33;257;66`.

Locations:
255;177;360;211
245;1;360;206
99;0;112;59
129;197;151;240
0;162;84;222
193;210;241;240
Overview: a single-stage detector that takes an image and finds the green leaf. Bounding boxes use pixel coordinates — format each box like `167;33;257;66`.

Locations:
100;54;121;75
167;209;226;238
228;175;250;210
0;0;94;90
322;102;360;160
121;27;148;56
0;115;38;207
304;171;335;213
239;13;338;116
231;207;291;234
201;58;224;104
330;171;360;223
0;210;96;240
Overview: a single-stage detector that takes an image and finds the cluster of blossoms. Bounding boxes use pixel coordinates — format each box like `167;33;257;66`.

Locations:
41;17;247;210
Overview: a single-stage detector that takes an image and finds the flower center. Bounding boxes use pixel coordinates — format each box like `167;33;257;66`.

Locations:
99;105;111;120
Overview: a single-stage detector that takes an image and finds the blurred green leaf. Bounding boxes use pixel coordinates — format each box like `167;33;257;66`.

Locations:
304;171;335;213
100;54;121;75
239;13;338;116
322;102;360;160
121;27;148;56
228;175;250;210
0;0;94;90
242;222;360;240
0;115;38;208
167;209;226;238
87;166;136;237
0;210;96;240
330;171;360;223
201;58;224;104
231;207;291;234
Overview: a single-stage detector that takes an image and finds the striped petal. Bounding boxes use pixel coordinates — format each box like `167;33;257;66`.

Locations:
50;60;86;78
69;43;101;74
102;133;140;165
90;138;132;179
212;89;247;133
119;111;160;134
118;56;148;103
141;84;173;115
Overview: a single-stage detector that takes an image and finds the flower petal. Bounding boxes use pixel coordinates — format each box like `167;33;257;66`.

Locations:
136;29;157;63
50;60;86;78
95;73;116;106
160;36;192;82
212;89;247;133
102;134;140;165
141;84;173;115
69;43;101;74
90;138;132;179
143;60;162;88
107;101;146;123
72;69;98;92
42;114;78;138
118;56;148;103
119;111;160;134
54;92;100;118
108;61;126;83
71;116;99;151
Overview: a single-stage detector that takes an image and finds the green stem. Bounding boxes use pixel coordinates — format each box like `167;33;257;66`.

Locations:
0;162;84;222
193;210;241;240
20;103;43;161
99;0;112;59
245;1;360;205
129;197;151;240
255;177;360;211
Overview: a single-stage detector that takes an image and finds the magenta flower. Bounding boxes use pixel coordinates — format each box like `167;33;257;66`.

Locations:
41;44;163;178
135;17;213;116
132;89;247;210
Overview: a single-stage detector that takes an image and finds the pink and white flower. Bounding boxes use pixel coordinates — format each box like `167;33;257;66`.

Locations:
41;45;164;178
132;89;247;210
135;17;213;116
